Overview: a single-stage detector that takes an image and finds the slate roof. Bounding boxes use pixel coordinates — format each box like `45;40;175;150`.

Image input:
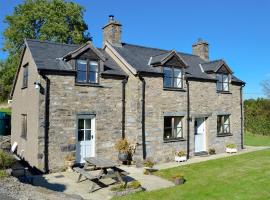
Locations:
112;43;244;84
25;39;244;84
201;60;224;72
25;39;126;76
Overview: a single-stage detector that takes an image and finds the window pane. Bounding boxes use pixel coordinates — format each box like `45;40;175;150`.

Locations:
77;60;87;70
78;130;84;141
174;117;183;138
85;119;91;129
217;116;222;134
224;124;230;133
77;71;87;82
89;61;98;72
216;74;222;82
174;78;182;88
223;82;229;91
85;130;91;141
78;119;84;129
224;115;230;125
217;82;222;91
164;117;172;128
164;116;172;139
89;72;97;83
164;128;172;139
164;67;172;87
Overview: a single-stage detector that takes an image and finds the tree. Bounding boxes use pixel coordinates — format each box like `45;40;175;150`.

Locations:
0;0;90;101
262;80;270;98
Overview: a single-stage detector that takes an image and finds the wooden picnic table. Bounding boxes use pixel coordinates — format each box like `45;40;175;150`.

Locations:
73;157;127;193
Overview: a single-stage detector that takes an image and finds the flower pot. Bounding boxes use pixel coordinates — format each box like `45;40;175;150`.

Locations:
118;152;129;161
175;156;187;162
65;160;75;172
172;178;185;185
226;147;237;153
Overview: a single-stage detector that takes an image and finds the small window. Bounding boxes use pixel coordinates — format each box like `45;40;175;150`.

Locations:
164;116;183;140
77;117;92;141
76;60;99;84
216;74;229;92
163;66;183;88
217;115;230;135
21;114;27;139
22;64;28;88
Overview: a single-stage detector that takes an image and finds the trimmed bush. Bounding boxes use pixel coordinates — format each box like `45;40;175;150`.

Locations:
0;150;15;169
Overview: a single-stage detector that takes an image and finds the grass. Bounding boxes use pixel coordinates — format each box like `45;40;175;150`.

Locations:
244;131;270;146
0;170;8;179
114;149;270;200
0;107;11;114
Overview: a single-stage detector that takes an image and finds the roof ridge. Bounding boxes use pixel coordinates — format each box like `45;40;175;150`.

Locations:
25;38;80;47
122;42;199;57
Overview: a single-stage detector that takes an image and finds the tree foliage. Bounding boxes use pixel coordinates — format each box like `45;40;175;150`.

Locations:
244;98;270;136
0;0;90;101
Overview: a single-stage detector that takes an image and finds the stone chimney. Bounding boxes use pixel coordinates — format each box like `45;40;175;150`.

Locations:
192;39;209;61
102;15;122;47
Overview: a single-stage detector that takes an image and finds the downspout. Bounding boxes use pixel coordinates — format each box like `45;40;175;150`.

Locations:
240;84;245;149
138;73;146;160
43;75;50;173
186;79;190;159
121;76;128;139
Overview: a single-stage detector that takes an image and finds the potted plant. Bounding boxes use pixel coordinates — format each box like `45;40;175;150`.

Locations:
64;152;75;172
226;144;237;153
208;148;216;155
171;174;185;185
143;160;156;175
175;150;187;162
115;138;130;162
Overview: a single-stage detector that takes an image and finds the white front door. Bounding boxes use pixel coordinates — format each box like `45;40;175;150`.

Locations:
194;118;206;152
76;116;95;163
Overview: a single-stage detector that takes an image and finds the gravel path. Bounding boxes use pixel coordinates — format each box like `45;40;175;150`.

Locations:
0;177;83;200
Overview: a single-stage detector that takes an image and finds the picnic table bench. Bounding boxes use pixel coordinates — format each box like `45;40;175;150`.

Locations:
73;157;128;193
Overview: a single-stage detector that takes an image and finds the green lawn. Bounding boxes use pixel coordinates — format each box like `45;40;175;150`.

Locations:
115;150;270;200
0;107;11;114
244;131;270;146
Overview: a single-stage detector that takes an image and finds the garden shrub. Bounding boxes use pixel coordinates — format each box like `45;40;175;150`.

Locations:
244;98;270;136
0;150;15;169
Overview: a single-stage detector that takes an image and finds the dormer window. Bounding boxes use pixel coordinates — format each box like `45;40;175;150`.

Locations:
163;66;183;88
76;60;99;84
216;74;229;92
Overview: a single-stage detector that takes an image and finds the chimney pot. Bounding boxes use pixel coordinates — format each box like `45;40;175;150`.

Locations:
109;15;114;22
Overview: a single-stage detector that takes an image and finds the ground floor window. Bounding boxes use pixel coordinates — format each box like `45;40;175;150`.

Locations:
164;116;183;140
217;115;230;135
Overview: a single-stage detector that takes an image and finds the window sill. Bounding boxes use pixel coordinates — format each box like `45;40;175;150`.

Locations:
75;83;102;87
217;91;232;94
217;133;233;137
163;138;186;143
163;87;186;92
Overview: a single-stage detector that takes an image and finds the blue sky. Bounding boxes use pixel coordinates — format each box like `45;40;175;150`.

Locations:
1;0;270;99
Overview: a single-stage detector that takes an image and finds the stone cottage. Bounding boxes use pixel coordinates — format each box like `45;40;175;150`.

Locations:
10;16;245;172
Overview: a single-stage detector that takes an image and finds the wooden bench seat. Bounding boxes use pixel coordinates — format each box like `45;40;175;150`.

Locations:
73;167;99;182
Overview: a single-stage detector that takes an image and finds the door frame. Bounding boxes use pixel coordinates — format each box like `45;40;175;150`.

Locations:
194;117;207;153
75;113;96;163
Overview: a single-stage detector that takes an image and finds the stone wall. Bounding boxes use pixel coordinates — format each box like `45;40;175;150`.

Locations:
189;80;242;154
38;74;123;172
